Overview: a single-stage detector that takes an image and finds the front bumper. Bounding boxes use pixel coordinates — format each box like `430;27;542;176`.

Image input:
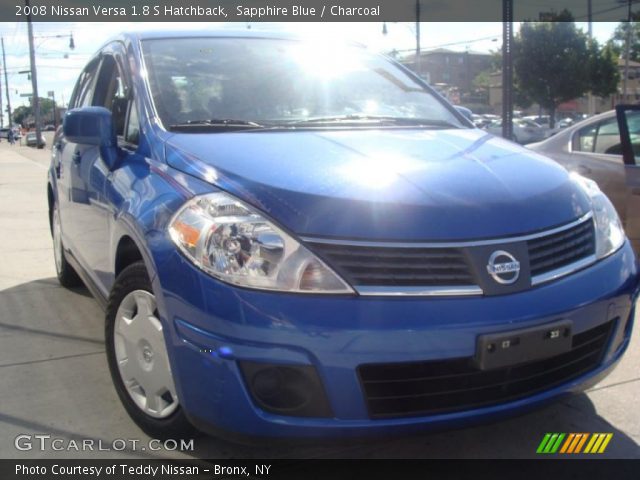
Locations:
151;241;639;438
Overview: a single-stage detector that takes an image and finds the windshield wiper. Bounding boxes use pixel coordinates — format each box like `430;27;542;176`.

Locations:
285;115;459;128
168;119;266;131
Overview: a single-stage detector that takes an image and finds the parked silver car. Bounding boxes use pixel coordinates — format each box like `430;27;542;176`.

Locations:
25;131;46;148
486;118;549;144
528;110;640;253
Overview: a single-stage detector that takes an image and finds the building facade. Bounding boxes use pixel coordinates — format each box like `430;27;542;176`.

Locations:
401;48;494;100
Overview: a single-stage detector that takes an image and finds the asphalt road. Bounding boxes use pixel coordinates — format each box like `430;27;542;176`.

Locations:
0;139;639;459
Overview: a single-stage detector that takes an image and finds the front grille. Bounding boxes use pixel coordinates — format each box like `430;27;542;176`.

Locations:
358;320;613;419
304;243;474;287
304;214;596;292
527;218;595;277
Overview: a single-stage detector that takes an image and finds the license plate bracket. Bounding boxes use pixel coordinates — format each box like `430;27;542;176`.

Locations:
474;319;573;370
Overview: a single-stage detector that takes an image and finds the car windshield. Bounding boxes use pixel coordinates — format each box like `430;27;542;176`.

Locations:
141;37;465;130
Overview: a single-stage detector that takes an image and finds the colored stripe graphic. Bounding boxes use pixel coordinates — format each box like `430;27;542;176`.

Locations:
536;433;552;453
598;433;613;453
536;433;565;453
550;433;565;453
538;433;613;454
559;433;575;453
584;433;613;454
544;433;559;453
573;433;589;453
584;433;600;453
567;433;584;453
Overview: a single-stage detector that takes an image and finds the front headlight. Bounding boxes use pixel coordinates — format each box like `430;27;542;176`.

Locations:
571;173;625;259
168;192;354;294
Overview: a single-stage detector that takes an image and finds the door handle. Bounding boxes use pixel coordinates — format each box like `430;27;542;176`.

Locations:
72;151;81;164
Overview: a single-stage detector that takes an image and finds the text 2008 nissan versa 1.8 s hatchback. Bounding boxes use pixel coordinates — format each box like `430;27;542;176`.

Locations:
49;31;639;439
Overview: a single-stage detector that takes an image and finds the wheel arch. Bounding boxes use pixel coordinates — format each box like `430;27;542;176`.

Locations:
47;182;55;233
114;234;147;279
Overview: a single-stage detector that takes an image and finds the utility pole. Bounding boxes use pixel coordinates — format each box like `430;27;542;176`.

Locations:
0;42;3;129
502;0;514;140
587;0;595;115
415;1;421;77
1;37;11;128
48;90;57;128
623;0;632;102
26;0;42;144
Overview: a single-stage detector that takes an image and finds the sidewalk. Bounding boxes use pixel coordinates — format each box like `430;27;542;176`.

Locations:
0;143;638;459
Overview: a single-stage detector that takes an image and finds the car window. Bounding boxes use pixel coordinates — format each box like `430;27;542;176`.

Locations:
573;122;599;153
94;55;129;137
572;116;626;155
125;102;140;145
71;59;100;108
628;111;640;134
593;118;620;154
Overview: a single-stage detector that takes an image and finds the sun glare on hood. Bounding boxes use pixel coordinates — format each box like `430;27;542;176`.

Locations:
340;154;424;189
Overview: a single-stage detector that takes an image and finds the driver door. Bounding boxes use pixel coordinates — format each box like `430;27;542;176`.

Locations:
60;46;131;294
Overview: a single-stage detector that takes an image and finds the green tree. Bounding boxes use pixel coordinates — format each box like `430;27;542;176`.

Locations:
609;21;640;62
11;97;56;127
39;97;55;120
472;67;532;109
589;41;620;98
513;82;534;110
12;105;31;126
472;69;492;89
514;22;590;128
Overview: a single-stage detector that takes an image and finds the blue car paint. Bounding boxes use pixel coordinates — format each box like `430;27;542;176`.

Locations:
160;242;637;436
164;129;591;241
48;30;640;438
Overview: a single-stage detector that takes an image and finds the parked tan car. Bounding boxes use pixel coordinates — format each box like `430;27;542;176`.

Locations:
528;109;640;254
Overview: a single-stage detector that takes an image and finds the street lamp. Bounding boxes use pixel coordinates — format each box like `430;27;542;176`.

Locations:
35;32;75;50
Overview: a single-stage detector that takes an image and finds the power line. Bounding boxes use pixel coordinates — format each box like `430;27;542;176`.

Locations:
574;0;640;20
394;34;500;55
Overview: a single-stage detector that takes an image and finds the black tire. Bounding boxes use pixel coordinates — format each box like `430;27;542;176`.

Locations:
51;202;82;288
105;261;197;439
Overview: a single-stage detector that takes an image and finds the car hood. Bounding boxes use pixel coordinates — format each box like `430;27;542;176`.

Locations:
164;128;591;241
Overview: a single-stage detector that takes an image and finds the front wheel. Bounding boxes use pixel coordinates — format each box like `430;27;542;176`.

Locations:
105;261;195;439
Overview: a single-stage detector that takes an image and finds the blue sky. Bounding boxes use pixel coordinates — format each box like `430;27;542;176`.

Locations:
0;21;620;126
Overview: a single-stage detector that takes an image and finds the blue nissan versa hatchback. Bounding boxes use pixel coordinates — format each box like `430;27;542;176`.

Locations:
49;31;639;440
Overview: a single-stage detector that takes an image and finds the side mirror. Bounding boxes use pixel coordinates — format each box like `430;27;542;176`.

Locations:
63;107;119;169
615;105;640;190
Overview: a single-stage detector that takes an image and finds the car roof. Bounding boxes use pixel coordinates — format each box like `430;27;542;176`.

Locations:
105;28;346;49
95;28;368;61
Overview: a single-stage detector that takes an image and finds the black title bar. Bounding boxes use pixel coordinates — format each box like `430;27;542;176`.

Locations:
1;0;637;22
2;459;640;480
